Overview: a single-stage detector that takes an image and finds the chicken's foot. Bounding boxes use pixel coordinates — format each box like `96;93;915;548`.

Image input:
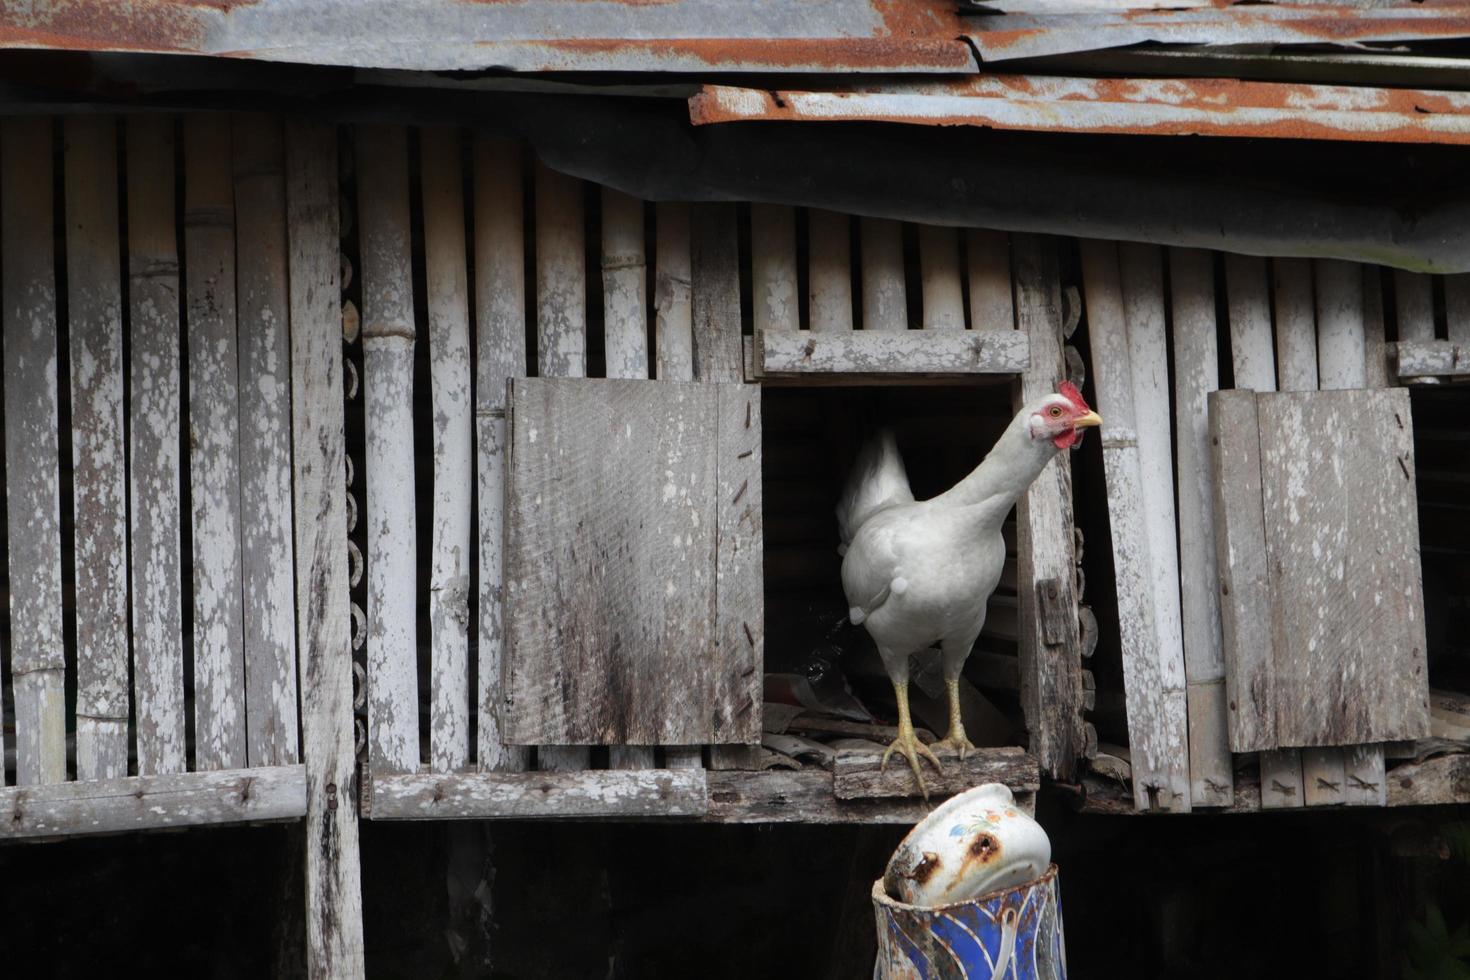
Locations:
929;678;977;760
880;679;943;799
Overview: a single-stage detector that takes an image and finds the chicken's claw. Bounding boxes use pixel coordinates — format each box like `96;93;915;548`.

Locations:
930;731;977;761
880;727;944;800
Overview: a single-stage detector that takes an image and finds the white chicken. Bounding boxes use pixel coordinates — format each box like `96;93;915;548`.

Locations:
837;382;1101;796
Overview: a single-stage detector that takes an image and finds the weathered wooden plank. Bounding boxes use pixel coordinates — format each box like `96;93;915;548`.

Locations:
1260;389;1430;748
1169;248;1232;807
691;203;745;383
808;209;853;333
505;379;760;746
65;115;130;782
601;188;649;381
1394;270;1436;345
1396;340;1469;377
422;127;473;774
1387;754;1470;807
1013;234;1086;785
714;384;764;759
1079;239;1189;812
472;135;530;774
367;770;708;820
1259;751;1306;810
966;229;1013;331
654;202;695;382
185;114;248;772
126;115;187;777
1273;258;1319;393
0;765;308;840
3;117;66;787
1363;269;1391;390
751;204;799;334
833;746;1038;800
917;225;965;330
755;329;1029;376
705;771;959;824
357;124;420;775
1442;272;1470;344
285;118;367;979
233;112;299;768
860;217;907;332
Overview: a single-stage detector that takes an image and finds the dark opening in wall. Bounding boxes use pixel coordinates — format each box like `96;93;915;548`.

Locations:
1412;385;1470;699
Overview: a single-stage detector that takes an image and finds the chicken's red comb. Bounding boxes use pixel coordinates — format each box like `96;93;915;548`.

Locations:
1058;380;1091;411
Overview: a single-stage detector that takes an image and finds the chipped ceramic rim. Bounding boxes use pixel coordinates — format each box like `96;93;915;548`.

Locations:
872;863;1060;914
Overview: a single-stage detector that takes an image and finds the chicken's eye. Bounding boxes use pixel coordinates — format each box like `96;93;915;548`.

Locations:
1049;406;1063;418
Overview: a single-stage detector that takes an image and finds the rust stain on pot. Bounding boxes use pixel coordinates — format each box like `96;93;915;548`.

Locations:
904;851;942;885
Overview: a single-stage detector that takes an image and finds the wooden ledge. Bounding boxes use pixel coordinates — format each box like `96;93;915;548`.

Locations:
706;770;1031;824
0;764;306;841
365;769;708;820
1395;340;1469;379
834;746;1039;801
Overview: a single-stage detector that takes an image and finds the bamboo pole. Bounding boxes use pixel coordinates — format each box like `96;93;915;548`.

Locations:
654;203;695;381
918;225;965;331
752;204;799;334
807;209;853;333
967;230;1013;330
860;218;907;332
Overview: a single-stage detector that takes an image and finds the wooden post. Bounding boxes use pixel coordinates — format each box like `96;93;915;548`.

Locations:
357;125;420;775
534;160;591;772
1080;239;1190;811
1013;234;1086;784
422;127;473;773
917;225;964;331
234;112;300;768
751;204;799;334
126;115;188;776
3;117;67;786
808;210;853;333
285;118;366;979
472;136;530;773
860;217;906;332
184;114;248;772
1168;248;1232;807
65;116;130;781
1441;273;1470;344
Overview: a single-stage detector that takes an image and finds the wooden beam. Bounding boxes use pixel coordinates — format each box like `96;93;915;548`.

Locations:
833;746;1039;800
756;329;1028;377
1395;340;1469;378
367;770;709;820
706;771;947;824
1387;755;1470;807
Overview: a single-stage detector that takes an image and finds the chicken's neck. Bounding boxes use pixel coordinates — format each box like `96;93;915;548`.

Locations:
932;412;1060;526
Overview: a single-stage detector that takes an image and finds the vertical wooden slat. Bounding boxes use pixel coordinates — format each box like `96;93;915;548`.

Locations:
184;115;247;772
472;136;529;774
65;116;130;781
1118;244;1189;808
807;209;852;333
1394;270;1435;345
751;204;799;334
126;116;187;776
860;217;906;332
534;159;590;772
3;117;67;786
233;112;299;768
357;124;420;775
1013;234;1085;784
918;225;964;331
1080;239;1190;811
285;118;367;979
1168;248;1232;807
1441;273;1470;344
654;203;695;381
1222;254;1302;810
966;230;1012;330
1315;259;1386;807
422;127;472;773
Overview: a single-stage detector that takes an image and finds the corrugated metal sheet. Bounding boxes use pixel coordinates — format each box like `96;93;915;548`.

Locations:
690;75;1470;145
0;0;975;72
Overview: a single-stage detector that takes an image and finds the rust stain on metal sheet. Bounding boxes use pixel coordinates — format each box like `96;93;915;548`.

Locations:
541;37;972;71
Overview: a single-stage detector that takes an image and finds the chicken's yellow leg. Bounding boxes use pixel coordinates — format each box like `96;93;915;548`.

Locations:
929;679;977;761
880;679;944;799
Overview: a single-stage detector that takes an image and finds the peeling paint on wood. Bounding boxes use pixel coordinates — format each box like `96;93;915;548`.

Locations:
369;770;709;820
756;329;1029;376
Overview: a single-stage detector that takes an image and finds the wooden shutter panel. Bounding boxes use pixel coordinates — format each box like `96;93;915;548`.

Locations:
502;377;762;746
1209;387;1430;751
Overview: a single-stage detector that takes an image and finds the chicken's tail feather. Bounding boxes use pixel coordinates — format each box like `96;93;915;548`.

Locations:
836;427;915;547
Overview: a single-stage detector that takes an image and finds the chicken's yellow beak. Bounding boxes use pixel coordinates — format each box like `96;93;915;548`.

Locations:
1074;410;1103;429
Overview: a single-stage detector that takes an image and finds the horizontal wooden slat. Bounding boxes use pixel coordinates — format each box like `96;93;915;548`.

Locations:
367;770;708;819
706;771;947;824
755;329;1029;376
1395;340;1468;378
833;746;1039;800
0;765;307;840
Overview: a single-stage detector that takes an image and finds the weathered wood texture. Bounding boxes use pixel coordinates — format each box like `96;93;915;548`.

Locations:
967;230;1013;330
833;747;1039;800
1223;255;1274;391
808;210;853;333
1396;340;1468;378
422;128;472;773
1445;273;1470;344
233;113;300;768
1258;388;1430;748
706;771;973;824
367;770;708;820
756;329;1029;377
127;115;188;777
472;136;530;774
751;204;799;334
601;188;650;380
1013;235;1085;784
1387;755;1470;807
654;203;695;381
185;115;248;772
357;125;420;775
3;117;67;787
285;118;367;979
918;225;965;330
0;765;307;840
503;379;761;746
1168;248;1232;807
1079;239;1190;812
860;218;907;331
65;116;130;782
691;203;745;383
